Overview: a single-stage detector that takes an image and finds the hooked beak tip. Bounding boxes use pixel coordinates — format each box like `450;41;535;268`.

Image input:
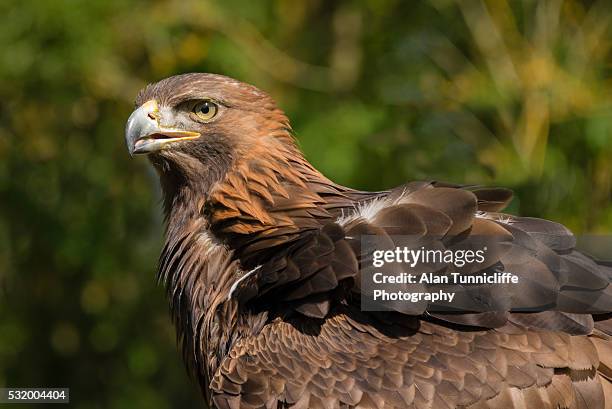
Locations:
125;100;200;156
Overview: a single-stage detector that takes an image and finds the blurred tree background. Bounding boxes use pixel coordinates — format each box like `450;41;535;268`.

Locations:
0;0;610;408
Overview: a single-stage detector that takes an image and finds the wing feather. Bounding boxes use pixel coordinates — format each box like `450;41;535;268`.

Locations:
212;181;611;408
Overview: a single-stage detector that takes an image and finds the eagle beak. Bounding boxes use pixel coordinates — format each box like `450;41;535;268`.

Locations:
125;99;200;156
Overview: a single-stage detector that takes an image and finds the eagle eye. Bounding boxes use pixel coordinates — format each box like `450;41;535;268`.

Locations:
193;100;218;121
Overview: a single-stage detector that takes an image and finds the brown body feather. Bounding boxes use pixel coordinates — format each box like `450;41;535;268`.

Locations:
127;73;612;409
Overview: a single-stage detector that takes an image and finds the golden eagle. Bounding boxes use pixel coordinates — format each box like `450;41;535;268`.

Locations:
125;73;612;409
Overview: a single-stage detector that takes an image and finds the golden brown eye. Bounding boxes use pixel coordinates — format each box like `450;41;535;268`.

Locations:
193;100;218;121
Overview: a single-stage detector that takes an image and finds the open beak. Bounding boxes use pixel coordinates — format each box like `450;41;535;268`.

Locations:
125;100;200;156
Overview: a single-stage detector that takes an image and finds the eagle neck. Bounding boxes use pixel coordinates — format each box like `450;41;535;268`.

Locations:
158;180;245;401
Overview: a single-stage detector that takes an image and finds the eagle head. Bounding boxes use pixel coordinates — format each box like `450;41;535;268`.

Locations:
125;73;292;181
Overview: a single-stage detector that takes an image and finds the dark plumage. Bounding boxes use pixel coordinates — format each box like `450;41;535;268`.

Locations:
125;73;612;409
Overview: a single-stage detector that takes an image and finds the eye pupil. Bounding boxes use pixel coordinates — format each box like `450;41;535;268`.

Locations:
200;103;209;114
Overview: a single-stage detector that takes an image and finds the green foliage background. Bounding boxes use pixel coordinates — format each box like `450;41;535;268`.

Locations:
0;1;610;408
